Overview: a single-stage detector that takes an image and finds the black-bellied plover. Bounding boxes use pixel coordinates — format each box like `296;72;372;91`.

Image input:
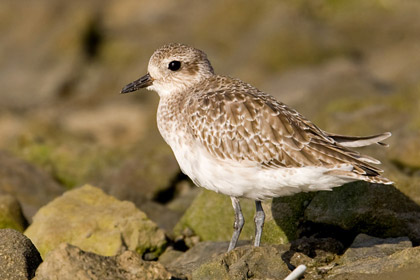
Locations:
121;43;392;252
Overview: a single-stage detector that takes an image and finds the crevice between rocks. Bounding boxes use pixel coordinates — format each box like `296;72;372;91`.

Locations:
152;171;189;205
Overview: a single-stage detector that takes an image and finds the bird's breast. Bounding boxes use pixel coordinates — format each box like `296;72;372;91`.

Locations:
157;96;191;149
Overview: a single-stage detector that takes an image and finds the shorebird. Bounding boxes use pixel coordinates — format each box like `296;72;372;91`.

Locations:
121;43;392;252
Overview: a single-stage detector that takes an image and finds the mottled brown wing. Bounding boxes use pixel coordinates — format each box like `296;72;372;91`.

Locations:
186;80;383;177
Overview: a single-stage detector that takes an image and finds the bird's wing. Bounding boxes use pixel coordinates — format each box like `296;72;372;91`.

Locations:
186;79;384;179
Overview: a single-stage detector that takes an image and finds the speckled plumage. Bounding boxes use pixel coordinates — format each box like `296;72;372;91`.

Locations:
121;43;392;251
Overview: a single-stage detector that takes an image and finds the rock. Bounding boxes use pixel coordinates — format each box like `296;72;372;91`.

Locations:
0;228;42;280
330;269;420;280
341;234;412;263
137;200;183;233
0;194;27;232
25;185;167;259
94;130;182;225
0;151;64;221
270;192;316;241
34;243;172;280
166;181;200;214
94;130;180;201
161;236;419;280
158;247;185;270
174;189;312;246
162;241;233;278
173;189;254;243
304;181;420;244
192;245;291;280
329;238;420;279
59;103;150;148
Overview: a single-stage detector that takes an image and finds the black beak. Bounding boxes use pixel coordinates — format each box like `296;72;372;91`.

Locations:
120;73;154;94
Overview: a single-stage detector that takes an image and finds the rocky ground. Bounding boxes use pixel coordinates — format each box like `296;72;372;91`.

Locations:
1;0;420;279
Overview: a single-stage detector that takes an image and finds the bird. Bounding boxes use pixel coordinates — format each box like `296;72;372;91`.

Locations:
121;43;392;252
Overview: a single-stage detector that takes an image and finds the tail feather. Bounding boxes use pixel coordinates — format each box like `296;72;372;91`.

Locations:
327;132;391;148
323;131;393;185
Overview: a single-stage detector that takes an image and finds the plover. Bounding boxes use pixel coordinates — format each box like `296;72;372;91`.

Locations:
121;43;392;252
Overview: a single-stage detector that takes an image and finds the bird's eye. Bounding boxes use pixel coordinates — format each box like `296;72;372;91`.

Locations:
168;61;181;71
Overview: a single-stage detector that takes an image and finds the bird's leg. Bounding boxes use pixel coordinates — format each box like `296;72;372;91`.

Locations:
254;200;265;247
228;196;244;252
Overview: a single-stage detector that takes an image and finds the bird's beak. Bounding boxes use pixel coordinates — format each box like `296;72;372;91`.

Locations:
120;73;154;94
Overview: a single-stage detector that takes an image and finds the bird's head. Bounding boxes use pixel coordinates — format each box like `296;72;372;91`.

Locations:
121;43;214;97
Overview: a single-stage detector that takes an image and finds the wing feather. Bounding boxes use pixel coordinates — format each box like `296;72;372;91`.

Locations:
186;77;387;179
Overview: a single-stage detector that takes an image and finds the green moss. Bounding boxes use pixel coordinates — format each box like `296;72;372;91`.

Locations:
260;219;288;244
175;189;311;245
11;135;124;189
174;190;255;242
25;185;167;259
0;195;27;232
0;218;24;232
192;260;230;280
270;192;315;240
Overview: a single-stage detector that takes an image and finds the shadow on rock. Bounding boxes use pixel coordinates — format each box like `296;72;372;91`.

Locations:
272;181;420;251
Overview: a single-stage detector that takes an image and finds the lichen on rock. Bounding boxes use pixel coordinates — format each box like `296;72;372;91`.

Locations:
25;185;167;259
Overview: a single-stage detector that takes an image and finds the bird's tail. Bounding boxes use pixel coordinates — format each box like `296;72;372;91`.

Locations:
326;132;391;148
323;131;393;185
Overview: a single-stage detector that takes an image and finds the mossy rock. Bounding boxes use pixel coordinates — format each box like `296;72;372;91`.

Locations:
25;185;167;259
12;136;123;189
174;189;313;245
0;195;27;232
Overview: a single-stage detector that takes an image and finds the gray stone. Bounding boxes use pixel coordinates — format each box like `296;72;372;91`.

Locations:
93;134;183;231
162;241;232;278
342;234;412;262
138;200;183;232
0;151;64;222
161;237;420;280
304;181;420;243
25;185;167;259
323;234;420;279
96;139;180;204
329;246;420;279
0;228;42;280
34;243;172;280
191;244;291;280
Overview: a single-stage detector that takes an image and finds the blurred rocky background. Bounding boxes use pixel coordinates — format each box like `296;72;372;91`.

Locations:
1;0;420;279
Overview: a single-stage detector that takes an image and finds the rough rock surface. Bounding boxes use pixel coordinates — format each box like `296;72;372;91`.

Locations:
161;241;236;278
94;136;183;232
340;234;412;263
0;151;64;221
97;140;180;203
34;243;171;280
0;229;42;280
191;244;291;280
304;181;420;244
0;194;27;232
328;235;420;280
165;236;420;280
25;185;167;259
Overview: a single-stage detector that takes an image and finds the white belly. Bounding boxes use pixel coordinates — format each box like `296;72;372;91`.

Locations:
168;138;356;201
